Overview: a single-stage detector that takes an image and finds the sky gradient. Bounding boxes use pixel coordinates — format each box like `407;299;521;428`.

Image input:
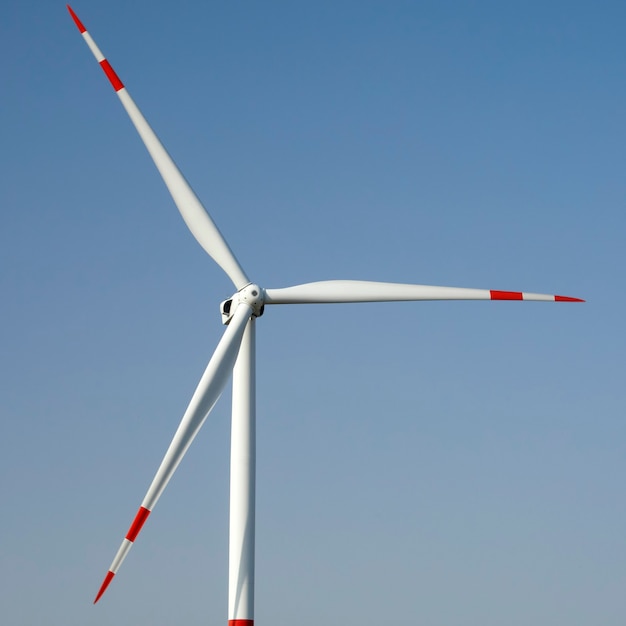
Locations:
1;1;623;624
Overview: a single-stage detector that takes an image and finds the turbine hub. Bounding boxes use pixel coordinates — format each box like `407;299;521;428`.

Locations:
220;283;265;324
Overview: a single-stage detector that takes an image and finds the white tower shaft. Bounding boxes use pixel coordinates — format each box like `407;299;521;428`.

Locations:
228;318;256;626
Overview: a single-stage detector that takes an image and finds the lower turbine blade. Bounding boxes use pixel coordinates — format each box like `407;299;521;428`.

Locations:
263;280;584;304
94;302;253;603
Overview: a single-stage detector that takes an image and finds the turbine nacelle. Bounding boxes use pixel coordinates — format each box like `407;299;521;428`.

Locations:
221;283;265;325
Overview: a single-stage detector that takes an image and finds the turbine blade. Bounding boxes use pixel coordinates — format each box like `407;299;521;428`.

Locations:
93;302;253;603
263;280;584;304
67;5;249;290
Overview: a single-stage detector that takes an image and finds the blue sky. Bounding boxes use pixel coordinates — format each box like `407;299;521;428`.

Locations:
1;1;623;624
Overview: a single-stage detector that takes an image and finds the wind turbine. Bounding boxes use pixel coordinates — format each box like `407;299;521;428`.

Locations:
67;5;583;624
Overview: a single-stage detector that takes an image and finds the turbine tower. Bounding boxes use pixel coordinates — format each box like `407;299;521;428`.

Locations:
67;6;583;625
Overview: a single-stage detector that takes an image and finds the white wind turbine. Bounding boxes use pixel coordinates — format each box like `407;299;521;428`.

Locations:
68;5;583;624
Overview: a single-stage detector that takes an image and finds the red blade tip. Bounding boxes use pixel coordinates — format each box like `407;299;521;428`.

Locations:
67;5;87;33
555;295;585;302
94;570;115;604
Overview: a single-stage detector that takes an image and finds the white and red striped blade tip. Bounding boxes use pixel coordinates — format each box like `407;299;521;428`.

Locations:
489;290;584;302
94;506;151;604
67;5;125;93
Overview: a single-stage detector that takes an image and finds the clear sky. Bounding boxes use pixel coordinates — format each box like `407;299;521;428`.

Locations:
1;1;623;624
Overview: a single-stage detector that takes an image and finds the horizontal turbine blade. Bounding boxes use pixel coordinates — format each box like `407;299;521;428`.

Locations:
93;302;253;603
263;280;584;304
67;5;249;290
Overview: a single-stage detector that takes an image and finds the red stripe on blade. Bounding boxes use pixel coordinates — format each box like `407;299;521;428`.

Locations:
555;295;585;302
228;621;254;626
99;59;124;91
67;5;87;33
94;570;115;604
490;290;523;300
126;506;151;542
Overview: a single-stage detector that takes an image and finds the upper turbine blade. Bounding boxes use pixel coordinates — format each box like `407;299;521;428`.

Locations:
263;280;584;304
67;5;249;290
93;302;253;604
